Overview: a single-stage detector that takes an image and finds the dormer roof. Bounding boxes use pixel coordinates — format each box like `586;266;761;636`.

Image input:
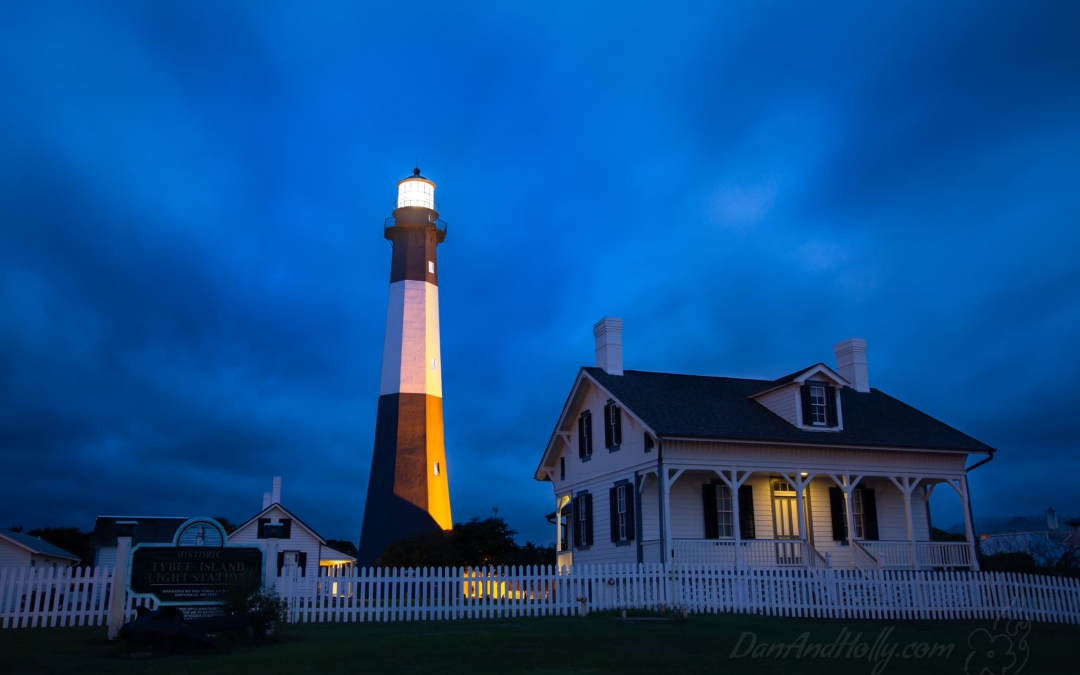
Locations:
750;363;849;398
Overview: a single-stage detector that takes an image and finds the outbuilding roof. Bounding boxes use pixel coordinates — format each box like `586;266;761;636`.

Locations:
0;530;82;562
89;517;189;548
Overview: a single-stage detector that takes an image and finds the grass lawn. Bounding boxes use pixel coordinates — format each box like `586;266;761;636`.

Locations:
1;612;1076;675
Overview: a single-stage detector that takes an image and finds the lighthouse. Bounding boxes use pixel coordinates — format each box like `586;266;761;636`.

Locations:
358;168;453;566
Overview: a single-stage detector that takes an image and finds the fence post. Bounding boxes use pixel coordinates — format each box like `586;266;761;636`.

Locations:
106;522;136;641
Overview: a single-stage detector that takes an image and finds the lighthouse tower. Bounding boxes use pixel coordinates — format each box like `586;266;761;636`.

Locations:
358;168;453;566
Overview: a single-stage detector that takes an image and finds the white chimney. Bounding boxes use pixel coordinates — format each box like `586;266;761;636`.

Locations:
271;476;282;505
834;338;870;392
262;492;272;509
594;317;623;376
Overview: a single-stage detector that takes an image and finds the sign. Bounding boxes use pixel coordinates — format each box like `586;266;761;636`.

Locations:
128;517;264;607
130;546;263;603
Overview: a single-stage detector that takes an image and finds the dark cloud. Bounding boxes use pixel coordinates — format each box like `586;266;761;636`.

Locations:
1;0;1078;543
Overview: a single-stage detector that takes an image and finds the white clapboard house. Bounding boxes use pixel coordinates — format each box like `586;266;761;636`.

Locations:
0;530;81;569
535;318;995;571
91;478;355;577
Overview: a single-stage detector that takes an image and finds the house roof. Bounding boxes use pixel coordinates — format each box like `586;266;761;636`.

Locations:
0;530;82;562
233;503;326;544
89;517;189;548
582;366;995;453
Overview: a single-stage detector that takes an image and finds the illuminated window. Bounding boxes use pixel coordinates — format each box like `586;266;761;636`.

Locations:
433;462;440;476
428;261;435;274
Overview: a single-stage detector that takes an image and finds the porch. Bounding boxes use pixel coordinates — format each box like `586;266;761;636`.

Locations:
635;463;980;571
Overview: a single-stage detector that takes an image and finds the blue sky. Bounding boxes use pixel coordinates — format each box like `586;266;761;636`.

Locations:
1;1;1078;545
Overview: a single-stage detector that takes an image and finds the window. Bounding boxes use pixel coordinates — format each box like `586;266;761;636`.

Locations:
609;482;636;543
809;386;827;425
577;411;593;460
715;485;734;538
257;518;292;539
603;401;622;449
559;456;565;481
851;489;865;539
828;487;879;542
433;462;440;476
801;381;838;428
576;494;590;547
428;261;435;274
282;551;299;567
644;433;654;453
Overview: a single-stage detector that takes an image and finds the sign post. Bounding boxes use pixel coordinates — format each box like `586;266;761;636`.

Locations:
107;520;138;641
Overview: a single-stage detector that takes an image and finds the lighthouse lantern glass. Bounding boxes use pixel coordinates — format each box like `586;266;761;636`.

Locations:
397;179;435;210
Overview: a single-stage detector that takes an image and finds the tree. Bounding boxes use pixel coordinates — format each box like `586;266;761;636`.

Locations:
8;525;24;533
377;517;555;568
211;516;238;535
325;539;358;557
25;527;93;567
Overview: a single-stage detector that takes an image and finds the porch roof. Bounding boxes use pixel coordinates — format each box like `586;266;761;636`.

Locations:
584;367;994;453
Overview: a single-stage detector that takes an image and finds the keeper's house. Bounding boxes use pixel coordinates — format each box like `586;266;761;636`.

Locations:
535;318;995;571
0;530;81;569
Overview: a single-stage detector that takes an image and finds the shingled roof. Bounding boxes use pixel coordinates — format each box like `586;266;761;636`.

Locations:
584;367;994;453
89;517;189;548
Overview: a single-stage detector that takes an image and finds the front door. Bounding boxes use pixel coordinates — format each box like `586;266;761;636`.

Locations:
771;479;802;565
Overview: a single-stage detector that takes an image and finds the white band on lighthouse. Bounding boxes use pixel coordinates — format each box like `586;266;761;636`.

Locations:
379;279;443;398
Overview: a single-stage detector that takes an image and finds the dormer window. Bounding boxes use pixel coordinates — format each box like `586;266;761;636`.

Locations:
800;381;838;428
809;385;828;425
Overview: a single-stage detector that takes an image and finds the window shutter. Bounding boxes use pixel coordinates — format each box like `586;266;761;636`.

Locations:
257;518;269;538
584;413;592;455
829;488;848;541
281;519;292;539
560;457;565;481
862;488;879;540
738;485;756;539
578;416;586;459
644;433;654;453
584;494;594;546
702;483;719;539
800;386;814;425
612;406;622;445
298;552;308;577
826;386;839;427
571;497;580;549
603;404;613;448
276;551;285;576
609;488;618;542
625;487;635;541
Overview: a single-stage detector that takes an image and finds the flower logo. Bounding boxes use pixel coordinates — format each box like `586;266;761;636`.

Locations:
965;615;1031;675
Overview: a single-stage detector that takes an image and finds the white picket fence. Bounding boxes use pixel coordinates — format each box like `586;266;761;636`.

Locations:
3;563;1080;628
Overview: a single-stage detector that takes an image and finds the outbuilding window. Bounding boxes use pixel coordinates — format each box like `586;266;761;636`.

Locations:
577;411;593;460
801;381;838;428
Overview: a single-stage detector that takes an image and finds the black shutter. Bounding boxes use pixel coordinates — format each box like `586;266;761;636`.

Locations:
612;406;622;445
829;488;848;541
800;386;814;425
298;552;307;577
571;497;579;548
584;494;594;546
863;488;879;540
578;415;586;458
584;413;592;456
609;488;618;542
738;485;756;539
277;551;285;576
560;457;565;480
644;433;654;453
603;404;613;448
281;519;292;539
625;487;635;541
702;483;719;539
826;386;838;427
257;518;269;538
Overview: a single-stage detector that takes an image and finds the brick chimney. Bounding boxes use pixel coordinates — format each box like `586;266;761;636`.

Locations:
262;492;272;509
594;317;623;376
834;338;869;392
271;476;282;505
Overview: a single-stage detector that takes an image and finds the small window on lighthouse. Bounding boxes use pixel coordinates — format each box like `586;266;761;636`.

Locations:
431;358;438;371
428;261;435;274
433;462;440;476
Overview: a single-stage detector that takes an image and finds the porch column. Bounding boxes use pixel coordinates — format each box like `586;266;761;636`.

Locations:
782;471;814;543
829;473;862;569
715;469;750;569
948;476;980;571
555;495;563;555
888;475;919;570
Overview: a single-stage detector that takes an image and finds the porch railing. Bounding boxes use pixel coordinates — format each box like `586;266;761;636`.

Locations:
851;541;881;570
670;539;826;569
858;541;973;569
